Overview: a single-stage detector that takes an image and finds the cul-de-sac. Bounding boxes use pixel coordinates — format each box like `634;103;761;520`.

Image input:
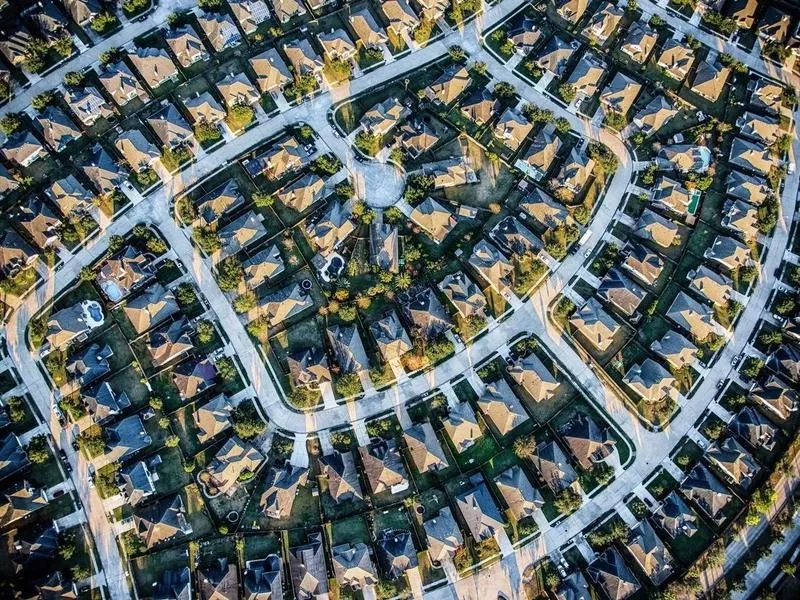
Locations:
0;0;798;599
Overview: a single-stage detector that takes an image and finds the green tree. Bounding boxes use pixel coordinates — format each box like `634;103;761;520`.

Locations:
53;35;74;58
555;117;571;133
216;357;237;381
90;12;119;34
195;121;222;144
232;401;266;439
493;81;516;99
196;320;215;344
32;91;55;110
558;83;576;103
79;266;95;282
26;435;50;464
0;113;22;135
233;292;257;313
175;283;197;306
216;257;243;292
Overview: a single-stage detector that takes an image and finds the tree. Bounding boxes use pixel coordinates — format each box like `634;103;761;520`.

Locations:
289;386;319;409
759;329;782;347
558;84;576;103
335;372;362;397
148;396;163;410
0;113;22;135
311;153;341;175
196;320;215;344
232;401;266;439
603;110;627;131
216;357;237;381
554;488;582;515
226;104;255;131
472;61;488;77
158;417;170;429
216;257;243;292
192;226;221;253
175;283;197;306
251;190;275;207
123;0;150;14
79;266;95;282
23;38;49;73
108;234;125;253
32;91;55;110
335;181;354;199
26;435;50;464
354;131;380;156
165;435;180;447
233;292;257;313
493;81;516;99
53;35;74;58
90;12;119;34
448;45;465;61
59;532;77;560
195;121;221;144
513;435;536;459
5;396;26;423
554;117;571;133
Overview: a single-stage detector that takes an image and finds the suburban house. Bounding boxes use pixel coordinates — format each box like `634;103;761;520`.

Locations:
250;48;292;93
46;175;94;217
242;245;285;288
217;72;260;108
557;412;616;470
588;547;641;600
633;208;680;249
349;8;388;49
688;265;736;307
319;451;363;503
507;353;559;403
215;210;267;264
288;347;331;390
123;283;179;334
555;0;588;23
197;11;242;52
496;465;544;520
401;287;453;340
82;144;126;196
650;330;698;369
327;323;369;374
256;282;313;327
317;28;357;63
460;89;499;126
133;494;193;549
656;39;695;82
1;131;48;167
600;72;641;116
259;464;308;517
443;401;482;453
205;437;264;497
729;406;778;451
128;48;179;90
633;95;678;136
493;108;533;151
277;173;326;213
306;200;356;255
369;222;400;273
197;558;238;600
184;92;226;126
424;65;471;105
423;507;463;564
380;0;420;39
586;2;623;45
535;36;575;77
439;271;487;320
12;196;61;250
229;0;271;34
147;104;194;150
566;55;606;101
690;60;730;102
44;300;103;350
729;136;775;177
332;543;377;591
361;97;410;137
193;394;232;444
173;357;217;399
621;23;657;63
164;25;208;68
515;127;562;181
469;240;514;295
359;438;409;495
477;380;529;436
680;463;734;523
370;311;412;362
114;129;160;174
666;291;724;342
376;529;418;579
289;533;327;599
653;491;698;539
98;61;150;107
704;235;752;272
283;38;324;79
38;106;82;152
98;414;152;467
271;0;306;23
750;375;798;421
569;297;621;352
624;359;679;404
706;436;760;490
455;476;506;542
66;343;113;387
531;439;580;494
597;267;647;317
403;422;448;473
520;187;570;229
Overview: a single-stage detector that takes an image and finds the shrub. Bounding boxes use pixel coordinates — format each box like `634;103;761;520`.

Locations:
558;84;576;103
0;114;22;135
32;91;55;110
5;396;25;423
192;226;221;253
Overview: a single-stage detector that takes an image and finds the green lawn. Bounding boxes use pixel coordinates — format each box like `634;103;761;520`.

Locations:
646;468;679;501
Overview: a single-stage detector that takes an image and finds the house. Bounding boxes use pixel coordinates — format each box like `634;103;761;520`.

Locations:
165;25;208;68
99;61;149;107
0;482;48;528
274;173;325;214
193;394;232;444
242;245;285;288
653;491;698;539
100;414;152;467
516;127;562;181
193;182;242;227
1;130;47;167
66;343;113;387
667;291;723;342
535;35;575;77
115;129;160;174
332;543;377;590
289;533;327;599
256;282;313;327
704;235;752;272
319;451;363;503
359;438;409;495
621;23;657;63
566;54;606;100
327;324;369;374
729;136;775;177
376;529;417;579
173;358;217;399
404;422;448;473
508;353;558;403
288;347;331;390
680;463;733;522
496;465;543;520
688;265;736;307
381;0;420;39
36;106;83;152
82;144;126;196
443;401;482;453
29;1;69;43
557;148;595;195
361;97;409;137
691;60;730;102
624;359;678;404
0;434;29;482
736;111;781;145
520;187;569;229
661;144;714;174
531;439;579;494
633;95;678;136
469;240;514;294
455;476;505;541
416;0;448;21
124;283;179;334
569;297;621;352
306;201;355;255
657;39;695;82
722;199;758;240
423;156;477;189
558;412;616;470
402;286;453;340
621;241;664;286
128;48;179;90
349;8;388;48
259;463;308;517
556;0;588;23
283;38;324;77
625;520;673;585
460;89;499;126
556;572;592;600
8;523;59;573
270;0;306;24
217;72;260;108
134;494;192;548
64;86;113;127
197;11;242;52
44;300;103;350
586;2;623;44
184;91;225;125
12;196;61;250
0;28;32;67
250;48;292;93
650;330;698;369
370;311;412;361
508;17;542;54
491;215;542;257
766;344;800;385
46;175;94;217
147;104;194;150
423;507;463;564
206;437;264;497
494;108;533;151
597;267;647;317
229;0;271;34
197;558;238;600
477;380;529;436
652;176;692;217
244;555;283;600
216;211;267;263
0;163;19;197
409;197;456;244
707;436;760;490
729;0;758;29
97;245;151;303
730;406;778;451
317;28;357;62
83;381;130;423
399;121;441;157
439;271;486;319
424;66;471;105
63;0;100;26
750;79;784;115
633;208;680;249
758;6;791;43
120;459;156;506
588;547;641;600
369;223;399;273
0;228;37;281
750;375;798;421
